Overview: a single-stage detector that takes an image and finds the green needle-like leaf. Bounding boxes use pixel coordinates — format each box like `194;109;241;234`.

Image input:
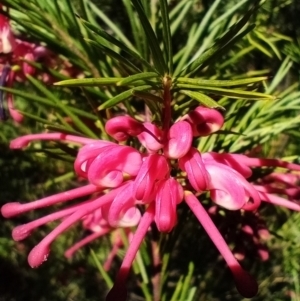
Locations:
178;1;260;76
26;75;98;138
176;76;267;87
79;18;155;72
0;87;97;120
180;90;225;110
131;0;167;75
84;39;142;73
178;85;275;101
54;77;122;87
98;85;152;110
117;72;160;86
159;0;173;74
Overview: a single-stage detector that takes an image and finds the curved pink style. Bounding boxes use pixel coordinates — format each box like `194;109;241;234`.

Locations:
1;184;100;218
106;204;155;301
184;191;258;298
203;152;253;178
27;187;123;268
10;133;97;149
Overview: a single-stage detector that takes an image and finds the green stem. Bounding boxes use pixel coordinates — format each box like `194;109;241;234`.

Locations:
162;75;172;140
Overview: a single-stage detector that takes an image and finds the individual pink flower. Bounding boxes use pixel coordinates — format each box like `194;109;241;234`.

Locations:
182;106;224;136
105;115;144;141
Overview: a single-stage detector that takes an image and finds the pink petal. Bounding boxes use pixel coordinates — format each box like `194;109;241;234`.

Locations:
155;178;183;232
205;162;247;210
106;182;137;227
178;148;210;192
87;145;142;187
164;121;192;159
133;154;169;202
74;142;114;178
105;115;144;141
137;122;163;152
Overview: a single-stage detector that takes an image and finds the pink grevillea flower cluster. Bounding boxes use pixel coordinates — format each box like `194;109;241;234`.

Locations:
2;106;300;300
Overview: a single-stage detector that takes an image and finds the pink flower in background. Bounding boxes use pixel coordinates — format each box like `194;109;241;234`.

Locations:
2;106;300;300
0;13;16;54
0;9;81;122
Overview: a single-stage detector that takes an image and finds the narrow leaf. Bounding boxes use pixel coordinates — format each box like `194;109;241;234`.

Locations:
178;85;275;101
117;72;160;86
26;75;98;138
85;38;141;73
176;76;267;87
159;0;173;73
0;87;98;120
180;90;225;110
179;1;260;75
131;0;167;74
80;17;155;71
54;77;122;87
98;85;152;110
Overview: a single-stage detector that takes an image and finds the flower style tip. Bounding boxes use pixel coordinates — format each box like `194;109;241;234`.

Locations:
230;265;258;298
105;115;144;141
28;242;50;268
12;224;32;241
8;105;24;123
164;120;193;159
1;202;22;218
